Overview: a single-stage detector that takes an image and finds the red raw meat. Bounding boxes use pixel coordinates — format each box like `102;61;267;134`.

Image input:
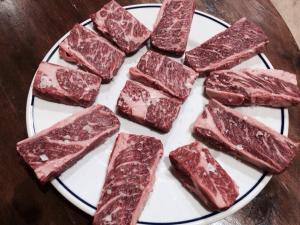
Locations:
130;50;198;101
151;0;195;55
185;18;269;75
193;99;298;173
59;24;125;82
16;104;120;183
33;62;101;107
117;80;181;132
91;0;151;54
169;141;239;210
93;133;163;225
205;69;300;107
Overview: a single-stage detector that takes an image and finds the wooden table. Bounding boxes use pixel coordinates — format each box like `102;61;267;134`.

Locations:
1;0;299;224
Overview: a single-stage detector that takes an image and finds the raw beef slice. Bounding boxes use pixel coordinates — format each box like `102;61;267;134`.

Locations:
185;18;269;75
169;141;238;210
117;80;181;132
130;50;198;100
33;62;101;107
93;133;163;225
193;99;298;173
59;24;125;82
16;104;120;183
151;0;195;55
205;69;300;107
91;0;151;54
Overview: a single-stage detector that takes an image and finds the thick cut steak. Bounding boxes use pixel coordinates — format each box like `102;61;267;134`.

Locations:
59;24;125;82
185;18;269;75
117;80;181;132
205;69;300;107
91;0;151;54
169;141;238;210
16;105;120;183
193;99;298;173
130;50;198;101
93;133;163;225
150;0;195;55
33;62;101;107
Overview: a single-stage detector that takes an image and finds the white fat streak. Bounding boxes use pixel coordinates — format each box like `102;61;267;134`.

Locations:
199;151;216;174
84;76;101;91
260;133;288;163
99;206;121;224
184;82;193;89
183;67;198;90
37;74;51;88
272;142;289;163
83;124;94;133
96;193;125;216
64;135;71;139
120;95;148;119
213;191;226;208
39;154;49;161
36;63;60;90
103;214;112;222
198;150;226;207
243;127;251;142
115;161;143;171
256;130;264;138
207;163;216;173
39;75;52;88
106;133;130;174
194;107;215;131
236;144;243;151
153;52;166;74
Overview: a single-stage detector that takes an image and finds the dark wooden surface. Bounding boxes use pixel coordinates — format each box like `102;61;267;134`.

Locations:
0;0;299;224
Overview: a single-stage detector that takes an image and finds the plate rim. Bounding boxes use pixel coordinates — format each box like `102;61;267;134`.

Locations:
25;3;289;225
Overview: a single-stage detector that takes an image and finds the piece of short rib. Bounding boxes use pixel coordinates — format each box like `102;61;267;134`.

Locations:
193;99;298;173
169;141;239;210
93;132;163;225
184;18;269;75
17;104;120;183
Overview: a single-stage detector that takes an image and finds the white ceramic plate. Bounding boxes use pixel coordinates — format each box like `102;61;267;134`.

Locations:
25;4;288;225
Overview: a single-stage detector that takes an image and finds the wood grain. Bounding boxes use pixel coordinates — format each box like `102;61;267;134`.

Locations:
0;0;299;224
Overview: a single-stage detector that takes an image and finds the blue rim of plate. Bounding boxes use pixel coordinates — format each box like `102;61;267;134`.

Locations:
29;4;284;225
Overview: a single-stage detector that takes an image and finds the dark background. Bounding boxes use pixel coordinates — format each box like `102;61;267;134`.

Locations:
0;0;299;224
